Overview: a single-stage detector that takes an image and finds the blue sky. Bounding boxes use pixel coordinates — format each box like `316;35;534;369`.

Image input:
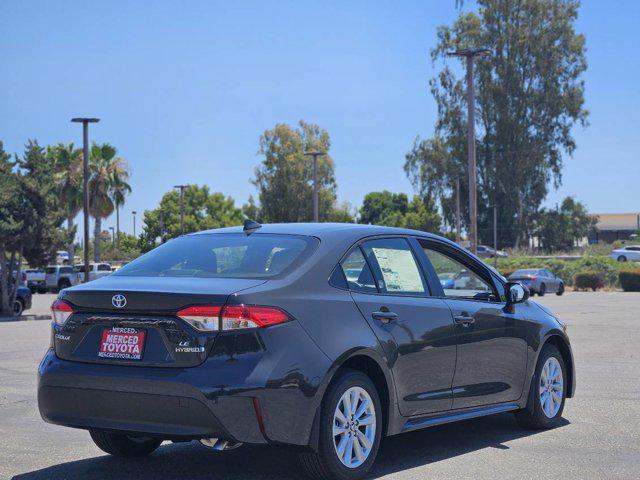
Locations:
1;0;638;236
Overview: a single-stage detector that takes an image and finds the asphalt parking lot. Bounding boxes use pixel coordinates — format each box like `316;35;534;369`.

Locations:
1;292;638;479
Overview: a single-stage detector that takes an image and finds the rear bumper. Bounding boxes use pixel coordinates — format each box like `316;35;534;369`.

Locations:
38;321;331;446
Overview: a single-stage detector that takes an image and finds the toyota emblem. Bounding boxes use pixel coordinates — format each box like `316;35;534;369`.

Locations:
112;294;127;308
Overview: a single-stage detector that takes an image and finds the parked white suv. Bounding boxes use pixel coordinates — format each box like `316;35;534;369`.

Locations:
74;263;113;282
610;245;640;262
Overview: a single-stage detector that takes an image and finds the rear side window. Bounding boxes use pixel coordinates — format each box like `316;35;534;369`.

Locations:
45;267;56;274
360;238;426;295
60;267;73;274
97;264;111;271
340;248;377;293
114;233;318;279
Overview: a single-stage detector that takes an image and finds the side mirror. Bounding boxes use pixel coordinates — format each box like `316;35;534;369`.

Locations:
505;282;530;313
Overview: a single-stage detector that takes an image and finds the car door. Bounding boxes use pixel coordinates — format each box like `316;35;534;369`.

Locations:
343;237;457;417
416;239;528;410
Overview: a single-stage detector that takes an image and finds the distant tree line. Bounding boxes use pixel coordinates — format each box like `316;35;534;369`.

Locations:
0;140;131;316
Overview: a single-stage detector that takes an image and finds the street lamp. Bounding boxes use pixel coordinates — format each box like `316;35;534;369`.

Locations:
174;185;189;234
109;227;115;248
303;151;325;223
132;211;137;238
71;117;99;283
446;48;491;255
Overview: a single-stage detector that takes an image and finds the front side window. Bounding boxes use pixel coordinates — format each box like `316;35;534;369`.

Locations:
97;264;111;271
114;233;318;279
360;238;426;295
423;246;497;301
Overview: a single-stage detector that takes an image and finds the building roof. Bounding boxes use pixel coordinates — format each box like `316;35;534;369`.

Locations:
592;213;640;231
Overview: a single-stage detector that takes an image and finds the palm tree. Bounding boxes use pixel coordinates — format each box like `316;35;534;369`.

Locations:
110;167;132;253
50;143;83;262
89;143;131;262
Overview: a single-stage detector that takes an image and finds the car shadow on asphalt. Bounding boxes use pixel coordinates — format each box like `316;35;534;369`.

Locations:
12;413;569;480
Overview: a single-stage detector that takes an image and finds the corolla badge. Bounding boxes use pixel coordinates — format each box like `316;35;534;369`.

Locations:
111;294;127;308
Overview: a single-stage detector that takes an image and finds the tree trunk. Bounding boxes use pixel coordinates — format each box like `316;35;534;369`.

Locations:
0;244;11;316
67;215;75;264
10;248;22;312
94;217;101;263
116;206;120;254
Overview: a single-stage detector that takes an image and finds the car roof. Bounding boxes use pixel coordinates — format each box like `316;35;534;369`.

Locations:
192;222;444;241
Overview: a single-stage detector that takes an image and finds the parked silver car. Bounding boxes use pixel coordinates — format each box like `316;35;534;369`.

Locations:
508;268;564;296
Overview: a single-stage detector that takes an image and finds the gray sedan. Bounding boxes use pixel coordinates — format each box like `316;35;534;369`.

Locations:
508;268;564;296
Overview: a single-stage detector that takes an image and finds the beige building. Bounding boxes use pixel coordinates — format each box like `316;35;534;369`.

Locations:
589;213;640;243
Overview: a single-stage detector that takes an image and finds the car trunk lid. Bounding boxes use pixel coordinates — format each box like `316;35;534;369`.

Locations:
54;275;266;368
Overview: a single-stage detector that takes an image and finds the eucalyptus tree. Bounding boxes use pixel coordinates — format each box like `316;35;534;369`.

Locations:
405;0;588;247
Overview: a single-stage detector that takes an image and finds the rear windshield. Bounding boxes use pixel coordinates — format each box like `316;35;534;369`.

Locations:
512;269;539;276
114;233;318;279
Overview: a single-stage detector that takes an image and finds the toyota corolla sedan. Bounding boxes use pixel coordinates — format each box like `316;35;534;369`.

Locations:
38;223;574;480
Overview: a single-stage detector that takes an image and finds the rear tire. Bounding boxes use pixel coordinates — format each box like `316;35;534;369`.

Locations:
515;344;566;430
89;430;163;457
13;299;24;316
298;369;382;480
618;255;627;262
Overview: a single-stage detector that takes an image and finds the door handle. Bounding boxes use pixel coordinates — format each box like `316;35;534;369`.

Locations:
372;311;398;323
454;314;475;327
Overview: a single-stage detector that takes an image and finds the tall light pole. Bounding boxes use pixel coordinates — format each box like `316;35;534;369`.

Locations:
303;151;325;222
174;185;188;234
132;211;137;238
109;227;115;248
447;48;491;255
455;177;461;244
71;117;99;282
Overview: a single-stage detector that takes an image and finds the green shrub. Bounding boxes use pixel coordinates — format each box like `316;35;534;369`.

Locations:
619;269;640;292
499;268;517;278
573;272;605;291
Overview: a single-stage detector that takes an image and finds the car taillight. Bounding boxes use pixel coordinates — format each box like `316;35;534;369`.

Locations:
531;276;537;281
21;271;27;285
221;305;290;330
176;305;222;332
176;305;291;332
51;299;73;326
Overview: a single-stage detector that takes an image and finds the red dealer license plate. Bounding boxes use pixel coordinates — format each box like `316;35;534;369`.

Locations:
98;327;146;360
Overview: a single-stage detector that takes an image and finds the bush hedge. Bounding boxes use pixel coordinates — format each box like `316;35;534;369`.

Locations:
489;255;624;288
619;269;640;292
573;272;605;291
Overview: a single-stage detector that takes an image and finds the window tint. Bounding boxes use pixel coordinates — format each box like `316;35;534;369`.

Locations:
114;233;317;279
340;248;377;293
360;238;425;295
97;264;111;271
423;247;496;301
60;267;73;274
45;267;56;274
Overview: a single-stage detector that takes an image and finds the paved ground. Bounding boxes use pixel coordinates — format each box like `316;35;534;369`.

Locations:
1;292;638;479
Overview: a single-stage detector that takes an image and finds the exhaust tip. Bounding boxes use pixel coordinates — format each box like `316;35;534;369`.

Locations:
199;437;243;451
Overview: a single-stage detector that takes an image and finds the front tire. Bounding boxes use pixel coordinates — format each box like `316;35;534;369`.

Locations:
556;283;565;296
515;344;566;430
618;255;627;262
538;283;546;296
89;430;163;457
298;369;382;480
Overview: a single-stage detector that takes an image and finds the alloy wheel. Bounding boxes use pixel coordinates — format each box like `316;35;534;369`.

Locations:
539;357;563;418
333;386;376;468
